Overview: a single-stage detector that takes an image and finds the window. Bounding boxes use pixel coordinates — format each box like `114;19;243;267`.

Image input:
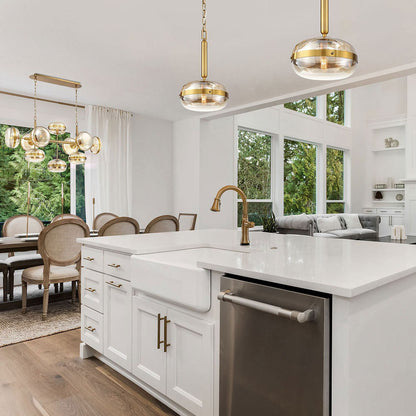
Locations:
327;91;345;125
0;123;72;222
284;138;317;215
284;97;316;117
326;147;345;213
76;164;86;220
237;129;272;226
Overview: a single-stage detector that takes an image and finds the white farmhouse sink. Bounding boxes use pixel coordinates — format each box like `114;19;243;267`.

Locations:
131;247;243;312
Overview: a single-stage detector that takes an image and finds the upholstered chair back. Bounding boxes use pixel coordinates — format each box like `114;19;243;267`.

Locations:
178;213;197;231
93;212;119;231
51;214;85;223
144;215;179;233
3;214;44;237
98;217;140;236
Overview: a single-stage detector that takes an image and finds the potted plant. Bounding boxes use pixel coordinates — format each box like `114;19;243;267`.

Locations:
261;211;278;233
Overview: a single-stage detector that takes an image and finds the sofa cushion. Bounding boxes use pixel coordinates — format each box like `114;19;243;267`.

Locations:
327;229;360;239
342;214;362;229
352;228;376;237
316;216;342;233
313;232;337;238
277;213;311;231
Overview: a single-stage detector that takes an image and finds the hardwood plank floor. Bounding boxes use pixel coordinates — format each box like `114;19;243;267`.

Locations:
0;329;178;416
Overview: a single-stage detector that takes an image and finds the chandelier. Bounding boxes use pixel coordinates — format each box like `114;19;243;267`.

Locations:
179;0;229;112
291;0;358;80
4;74;101;172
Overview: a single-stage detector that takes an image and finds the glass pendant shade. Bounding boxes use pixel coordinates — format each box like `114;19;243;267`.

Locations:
90;136;102;154
21;133;35;151
25;148;45;163
62;138;79;155
48;122;66;135
291;37;358;80
69;152;86;165
180;80;229;112
4;127;20;148
31;126;51;148
76;131;93;151
47;158;67;172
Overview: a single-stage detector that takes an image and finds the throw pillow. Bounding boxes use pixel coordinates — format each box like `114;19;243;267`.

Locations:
342;214;362;229
316;216;342;233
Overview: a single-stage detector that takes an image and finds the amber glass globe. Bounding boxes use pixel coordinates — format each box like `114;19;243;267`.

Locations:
21;133;35;151
69;152;86;165
62;138;79;155
179;80;229;112
291;37;358;80
25;149;45;163
31;126;51;148
47;158;67;173
48;122;66;135
4;127;20;148
76;131;93;151
90;136;102;154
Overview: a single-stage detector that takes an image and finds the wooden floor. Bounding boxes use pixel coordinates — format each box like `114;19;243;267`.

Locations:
0;329;178;416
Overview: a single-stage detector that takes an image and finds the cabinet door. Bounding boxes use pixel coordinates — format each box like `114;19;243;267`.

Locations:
166;310;214;416
379;215;391;237
104;276;132;371
132;296;167;393
391;215;404;226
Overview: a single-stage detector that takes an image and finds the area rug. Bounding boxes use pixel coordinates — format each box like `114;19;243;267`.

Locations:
0;300;80;347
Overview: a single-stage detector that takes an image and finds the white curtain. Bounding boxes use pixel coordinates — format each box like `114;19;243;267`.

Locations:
85;105;133;228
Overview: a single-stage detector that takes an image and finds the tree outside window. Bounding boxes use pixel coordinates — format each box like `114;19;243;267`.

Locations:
237;129;272;226
284;97;317;117
326;147;344;213
327;91;345;125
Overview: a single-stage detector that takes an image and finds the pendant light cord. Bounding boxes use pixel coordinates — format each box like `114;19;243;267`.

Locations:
75;88;79;136
201;0;208;80
33;78;37;129
320;0;329;37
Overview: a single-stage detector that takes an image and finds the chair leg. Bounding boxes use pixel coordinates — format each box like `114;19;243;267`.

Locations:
38;284;42;290
71;281;76;303
60;282;64;292
22;281;27;314
42;285;50;321
8;269;15;301
2;268;8;302
54;283;58;293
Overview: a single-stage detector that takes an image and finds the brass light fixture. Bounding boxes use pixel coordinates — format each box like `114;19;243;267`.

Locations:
4;74;102;170
291;0;358;80
179;0;229;112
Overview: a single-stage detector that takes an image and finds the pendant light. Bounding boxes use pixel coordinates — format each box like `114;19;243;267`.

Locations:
179;0;229;112
291;0;358;80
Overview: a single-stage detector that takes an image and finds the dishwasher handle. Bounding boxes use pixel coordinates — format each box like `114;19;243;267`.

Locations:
218;290;315;323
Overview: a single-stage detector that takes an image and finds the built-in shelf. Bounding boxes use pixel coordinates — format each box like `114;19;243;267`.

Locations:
372;200;405;204
372;188;405;192
372;147;405;153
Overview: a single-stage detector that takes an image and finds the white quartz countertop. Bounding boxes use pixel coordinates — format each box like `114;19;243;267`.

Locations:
78;229;416;297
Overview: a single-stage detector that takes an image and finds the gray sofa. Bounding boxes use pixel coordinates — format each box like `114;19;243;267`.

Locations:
276;214;380;240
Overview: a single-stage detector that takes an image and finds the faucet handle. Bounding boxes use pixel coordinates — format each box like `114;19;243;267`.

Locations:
248;221;255;228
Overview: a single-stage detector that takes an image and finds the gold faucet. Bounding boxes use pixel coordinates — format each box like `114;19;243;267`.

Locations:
211;185;255;246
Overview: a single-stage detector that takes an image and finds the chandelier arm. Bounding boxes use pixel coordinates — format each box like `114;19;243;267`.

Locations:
320;0;329;37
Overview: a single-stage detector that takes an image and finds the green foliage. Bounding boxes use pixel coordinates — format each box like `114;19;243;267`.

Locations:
284;97;317;116
238;130;271;199
284;139;317;215
326;148;344;201
261;210;278;233
327;91;345;125
76;164;86;219
327;202;345;214
237;201;273;227
0;124;73;221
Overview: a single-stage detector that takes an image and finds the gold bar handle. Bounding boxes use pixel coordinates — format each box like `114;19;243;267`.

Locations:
83;257;94;261
107;263;121;268
85;325;96;332
85;287;96;293
157;313;163;350
106;280;122;288
163;316;171;352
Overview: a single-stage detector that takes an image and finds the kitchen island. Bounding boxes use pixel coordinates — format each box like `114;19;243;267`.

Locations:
78;229;416;416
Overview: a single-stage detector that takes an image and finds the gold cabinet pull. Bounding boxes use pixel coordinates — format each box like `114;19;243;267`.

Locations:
106;281;122;288
85;325;96;332
85;287;96;293
157;313;163;350
163;316;171;352
83;256;94;261
107;263;121;268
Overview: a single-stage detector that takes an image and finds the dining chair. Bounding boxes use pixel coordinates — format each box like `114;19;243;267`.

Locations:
98;217;140;236
178;213;197;231
93;212;119;231
21;218;89;320
144;215;179;233
1;261;8;302
51;214;84;223
2;214;45;301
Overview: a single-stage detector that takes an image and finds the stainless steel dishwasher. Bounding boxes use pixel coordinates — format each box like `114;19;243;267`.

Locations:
218;275;331;416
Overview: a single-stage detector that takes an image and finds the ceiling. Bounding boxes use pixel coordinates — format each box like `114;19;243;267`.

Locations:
2;0;416;121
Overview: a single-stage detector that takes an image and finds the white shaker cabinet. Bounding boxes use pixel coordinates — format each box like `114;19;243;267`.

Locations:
104;276;132;371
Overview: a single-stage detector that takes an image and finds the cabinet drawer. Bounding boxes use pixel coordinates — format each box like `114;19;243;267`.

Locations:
377;209;404;215
81;306;104;354
104;251;131;281
81;269;104;313
363;208;376;214
82;247;103;272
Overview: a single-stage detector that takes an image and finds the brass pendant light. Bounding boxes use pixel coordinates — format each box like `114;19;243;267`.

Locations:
179;0;229;112
291;0;358;80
